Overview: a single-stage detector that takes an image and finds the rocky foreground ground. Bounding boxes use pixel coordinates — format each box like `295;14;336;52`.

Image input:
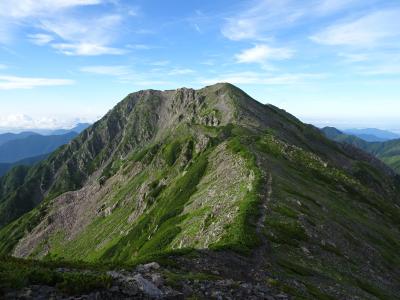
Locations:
4;261;289;299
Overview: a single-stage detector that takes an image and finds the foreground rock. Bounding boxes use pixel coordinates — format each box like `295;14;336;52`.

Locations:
3;261;288;299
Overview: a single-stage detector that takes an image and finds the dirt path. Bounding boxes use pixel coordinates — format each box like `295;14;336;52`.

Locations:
256;172;272;240
248;148;273;281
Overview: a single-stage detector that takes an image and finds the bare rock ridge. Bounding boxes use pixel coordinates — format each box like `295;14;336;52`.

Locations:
0;83;399;299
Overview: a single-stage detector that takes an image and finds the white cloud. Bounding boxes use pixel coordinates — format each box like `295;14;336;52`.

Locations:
0;114;91;130
358;65;400;76
80;65;131;76
235;44;294;64
0;0;102;18
52;43;125;56
0;20;14;44
221;0;302;41
315;0;362;15
200;59;215;66
150;60;170;66
338;53;369;63
221;0;369;41
38;14;126;55
28;33;54;45
168;68;195;75
311;9;400;47
40;15;121;44
199;71;325;86
0;1;130;56
127;44;152;50
0;75;74;90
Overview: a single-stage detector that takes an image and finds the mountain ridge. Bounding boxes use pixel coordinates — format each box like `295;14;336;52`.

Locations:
0;83;399;299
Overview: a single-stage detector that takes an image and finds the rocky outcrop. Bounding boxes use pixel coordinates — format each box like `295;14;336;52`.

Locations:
3;261;289;300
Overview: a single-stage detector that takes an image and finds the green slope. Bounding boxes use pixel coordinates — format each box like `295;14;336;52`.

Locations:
0;84;399;299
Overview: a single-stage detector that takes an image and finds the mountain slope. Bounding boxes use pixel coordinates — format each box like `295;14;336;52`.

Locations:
0;84;399;299
0;132;77;163
322;127;400;173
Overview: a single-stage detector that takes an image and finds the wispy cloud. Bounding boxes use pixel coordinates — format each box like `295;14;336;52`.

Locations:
0;0;102;18
39;14;126;56
0;75;74;90
338;52;369;63
221;0;369;41
80;65;131;76
235;44;294;65
150;60;170;66
311;9;400;47
127;44;153;50
80;64;192;86
315;0;364;15
199;71;325;86
1;1;132;56
28;33;54;45
52;43;126;56
358;65;400;76
168;68;195;75
0;114;91;130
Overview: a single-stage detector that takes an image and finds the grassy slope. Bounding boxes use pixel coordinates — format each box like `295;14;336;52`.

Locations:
0;256;112;296
16;125;260;262
256;132;400;299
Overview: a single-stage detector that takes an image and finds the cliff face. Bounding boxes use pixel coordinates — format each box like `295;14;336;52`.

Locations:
0;83;399;299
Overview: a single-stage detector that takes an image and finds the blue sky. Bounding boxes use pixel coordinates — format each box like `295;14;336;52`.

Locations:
0;0;399;132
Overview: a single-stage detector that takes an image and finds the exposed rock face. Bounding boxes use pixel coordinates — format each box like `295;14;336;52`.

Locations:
170;142;253;249
1;83;400;299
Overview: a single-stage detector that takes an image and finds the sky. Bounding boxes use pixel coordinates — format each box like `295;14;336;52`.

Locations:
0;0;399;132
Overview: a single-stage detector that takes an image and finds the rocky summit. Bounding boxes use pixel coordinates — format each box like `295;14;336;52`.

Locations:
0;83;399;299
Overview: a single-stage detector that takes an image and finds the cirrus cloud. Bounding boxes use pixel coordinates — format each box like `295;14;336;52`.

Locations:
199;71;325;86
0;75;74;90
0;0;102;18
311;9;400;47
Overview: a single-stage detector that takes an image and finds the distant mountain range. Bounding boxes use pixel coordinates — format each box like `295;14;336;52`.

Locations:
49;123;90;135
322;127;400;173
0;123;90;136
0;132;77;163
0;131;39;146
342;128;400;142
0;123;90;176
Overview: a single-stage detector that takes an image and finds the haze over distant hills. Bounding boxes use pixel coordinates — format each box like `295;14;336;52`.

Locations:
342;128;400;142
0;123;90;177
0;123;91;136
